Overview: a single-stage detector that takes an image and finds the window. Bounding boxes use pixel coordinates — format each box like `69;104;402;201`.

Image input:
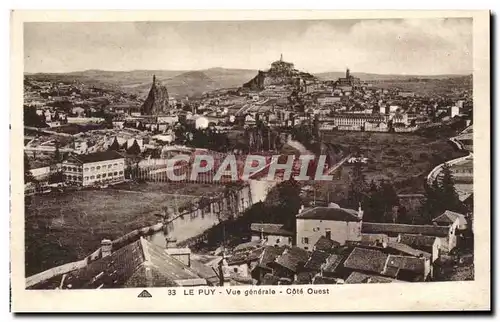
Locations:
119;171;123;175
91;166;95;171
108;164;112;169
90;175;95;179
304;246;309;250
276;238;280;244
97;174;101;179
62;166;67;171
302;237;309;244
84;167;89;172
325;229;331;240
113;163;118;168
233;267;238;273
114;172;118;176
96;166;101;170
102;173;106;178
84;176;89;180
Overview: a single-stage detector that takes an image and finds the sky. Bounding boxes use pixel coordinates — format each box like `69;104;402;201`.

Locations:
24;18;472;75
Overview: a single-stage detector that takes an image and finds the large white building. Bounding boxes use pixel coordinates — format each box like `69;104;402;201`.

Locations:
296;204;363;251
62;150;126;186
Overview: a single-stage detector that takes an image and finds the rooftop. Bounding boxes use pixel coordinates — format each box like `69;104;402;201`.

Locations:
273;247;310;273
433;210;466;225
304;250;331;271
69;150;125;164
386;255;426;275
386;242;431;260
314;236;340;252
28;237;207;289
398;234;438;250
343;247;388;275
257;246;286;270
250;223;293;237
362;222;450;237
297;206;361;222
321;254;344;274
345;271;404;284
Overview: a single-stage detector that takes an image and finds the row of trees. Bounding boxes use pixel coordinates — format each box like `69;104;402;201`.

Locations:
243;122;284;153
343;162;402;223
108;137;142;155
421;163;466;222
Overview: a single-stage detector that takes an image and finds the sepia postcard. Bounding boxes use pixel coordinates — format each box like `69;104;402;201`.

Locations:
10;10;490;312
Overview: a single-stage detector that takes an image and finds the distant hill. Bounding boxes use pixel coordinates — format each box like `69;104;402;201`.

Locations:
316;71;471;81
203;67;259;89
164;71;220;98
26;68;472;99
26;68;258;99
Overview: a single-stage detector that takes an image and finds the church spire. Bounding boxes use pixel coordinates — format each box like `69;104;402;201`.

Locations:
153;74;156;85
280;53;283;62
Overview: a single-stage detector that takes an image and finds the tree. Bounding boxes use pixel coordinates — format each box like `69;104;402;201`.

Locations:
104;113;114;129
421;165;464;224
379;181;399;222
127;140;141;155
439;163;465;213
345;162;367;209
108;137;120;151
24;152;34;184
24;106;47;128
364;180;383;222
54;142;62;162
264;179;302;232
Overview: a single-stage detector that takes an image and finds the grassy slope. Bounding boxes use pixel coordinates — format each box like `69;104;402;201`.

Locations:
310;132;468;205
24;182;224;276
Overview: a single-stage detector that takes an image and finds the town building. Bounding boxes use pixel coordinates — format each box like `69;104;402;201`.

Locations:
342;247;431;282
361;221;459;253
27;237;210;289
296;203;363;250
250;223;293;247
322;114;389;128
335;68;361;88
317;95;341;106
62;150;125;186
433;210;468;231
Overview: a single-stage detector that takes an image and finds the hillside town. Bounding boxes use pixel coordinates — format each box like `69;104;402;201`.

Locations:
24;55;474;289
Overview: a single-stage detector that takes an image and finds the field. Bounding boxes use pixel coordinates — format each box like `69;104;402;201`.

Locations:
24;182;225;276
371;75;472;97
309;131;468;204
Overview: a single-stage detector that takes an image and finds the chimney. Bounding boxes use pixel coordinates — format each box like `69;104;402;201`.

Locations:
101;239;112;258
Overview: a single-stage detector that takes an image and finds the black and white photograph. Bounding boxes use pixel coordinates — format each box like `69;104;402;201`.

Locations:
10;10;490;312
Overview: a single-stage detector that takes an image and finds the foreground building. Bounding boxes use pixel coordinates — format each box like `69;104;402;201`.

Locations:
28;237;210;289
296;204;363;250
